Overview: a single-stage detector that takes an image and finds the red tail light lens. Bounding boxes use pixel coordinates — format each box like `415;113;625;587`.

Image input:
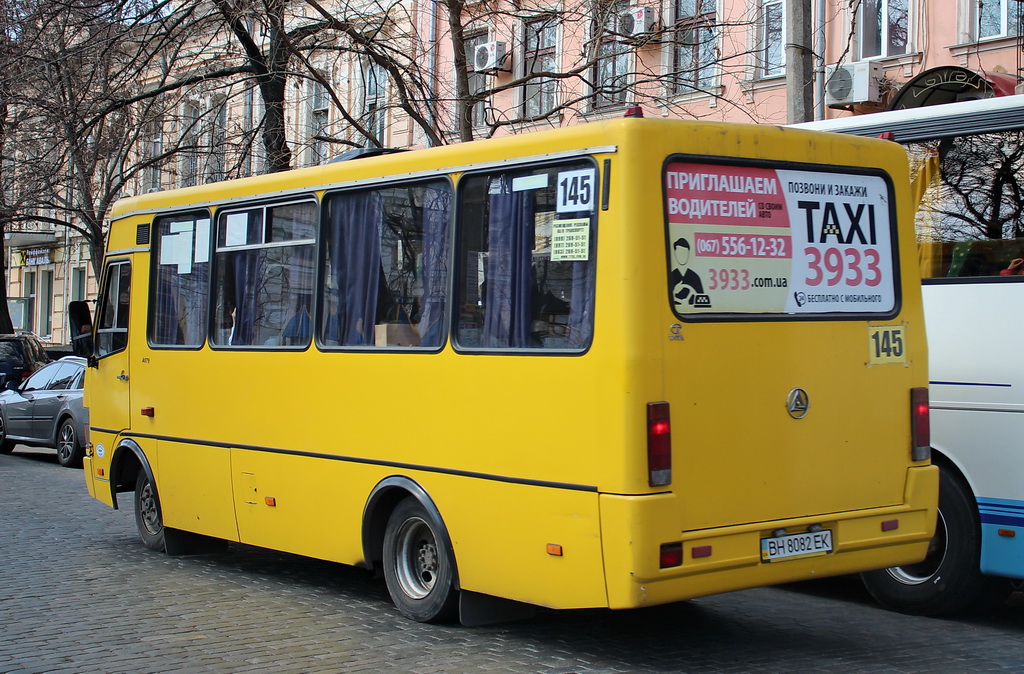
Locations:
911;387;930;462
659;542;682;568
647;402;671;487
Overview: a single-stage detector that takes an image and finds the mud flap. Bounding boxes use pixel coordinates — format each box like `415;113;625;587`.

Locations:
164;527;229;556
459;591;537;626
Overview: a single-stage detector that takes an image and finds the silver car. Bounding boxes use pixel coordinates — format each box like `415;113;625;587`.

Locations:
0;356;87;468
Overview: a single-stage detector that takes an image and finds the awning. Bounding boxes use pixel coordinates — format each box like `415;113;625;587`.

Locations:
5;231;58;248
889;65;1020;110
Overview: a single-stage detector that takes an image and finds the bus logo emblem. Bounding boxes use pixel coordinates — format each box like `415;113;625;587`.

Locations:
787;388;810;419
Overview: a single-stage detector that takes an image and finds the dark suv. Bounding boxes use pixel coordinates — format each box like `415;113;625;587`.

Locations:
0;334;51;388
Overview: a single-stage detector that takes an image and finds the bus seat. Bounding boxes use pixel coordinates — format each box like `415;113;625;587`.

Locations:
946;240;1024;277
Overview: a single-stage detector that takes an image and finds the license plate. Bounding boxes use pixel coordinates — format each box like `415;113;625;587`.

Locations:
760;529;833;562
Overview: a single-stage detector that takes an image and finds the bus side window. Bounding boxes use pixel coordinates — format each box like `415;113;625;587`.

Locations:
211;202;317;348
319;180;451;349
454;161;596;352
150;213;210;347
96;262;131;358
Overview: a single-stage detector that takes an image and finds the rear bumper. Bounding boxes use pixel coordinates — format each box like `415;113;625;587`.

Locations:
600;464;938;609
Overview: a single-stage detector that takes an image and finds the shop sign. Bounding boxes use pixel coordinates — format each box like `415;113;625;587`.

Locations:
23;248;53;266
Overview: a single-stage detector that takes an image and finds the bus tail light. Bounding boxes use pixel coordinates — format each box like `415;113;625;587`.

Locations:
911;387;930;462
647;402;671;486
659;542;682;568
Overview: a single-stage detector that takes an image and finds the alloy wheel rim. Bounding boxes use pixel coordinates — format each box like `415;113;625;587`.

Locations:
58;425;75;462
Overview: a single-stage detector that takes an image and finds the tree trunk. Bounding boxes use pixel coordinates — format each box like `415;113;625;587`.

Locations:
0;222;15;334
259;74;292;173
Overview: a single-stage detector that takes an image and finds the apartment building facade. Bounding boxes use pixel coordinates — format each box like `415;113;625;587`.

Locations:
9;0;1022;345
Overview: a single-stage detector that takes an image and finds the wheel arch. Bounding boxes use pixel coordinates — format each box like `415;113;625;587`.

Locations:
930;448;978;509
361;476;460;590
53;412;75;446
108;438;154;511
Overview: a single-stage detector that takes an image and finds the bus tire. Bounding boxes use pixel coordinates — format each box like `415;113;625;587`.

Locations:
134;469;166;552
861;467;1008;616
56;418;84;468
382;497;458;623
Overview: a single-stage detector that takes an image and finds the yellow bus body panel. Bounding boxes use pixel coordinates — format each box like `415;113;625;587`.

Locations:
83;118;935;611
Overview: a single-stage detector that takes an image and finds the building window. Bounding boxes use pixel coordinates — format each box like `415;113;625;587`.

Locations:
672;0;718;94
143;120;162;192
465;32;490;128
206;99;227;182
363;62;387;147
24;270;36;332
978;0;1023;39
759;0;784;77
858;0;908;58
245;86;267;176
72;267;86;302
179;102;200;188
592;0;632;109
309;80;329;165
39;270;52;336
523;16;559;119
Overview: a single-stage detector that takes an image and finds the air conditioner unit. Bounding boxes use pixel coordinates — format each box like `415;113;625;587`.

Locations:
474;41;508;72
825;62;882;107
619;6;656;39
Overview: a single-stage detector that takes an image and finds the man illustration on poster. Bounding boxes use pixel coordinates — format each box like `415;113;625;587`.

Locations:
670;237;709;309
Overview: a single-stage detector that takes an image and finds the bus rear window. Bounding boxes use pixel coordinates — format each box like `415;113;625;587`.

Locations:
665;160;898;319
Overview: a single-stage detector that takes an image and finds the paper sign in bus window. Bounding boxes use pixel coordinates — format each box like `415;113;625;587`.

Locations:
195;218;211;263
160;231;193;274
551;218;590;261
225;212;249;247
513;174;549;192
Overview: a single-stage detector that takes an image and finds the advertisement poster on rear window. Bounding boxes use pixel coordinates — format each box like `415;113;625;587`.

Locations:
664;161;897;317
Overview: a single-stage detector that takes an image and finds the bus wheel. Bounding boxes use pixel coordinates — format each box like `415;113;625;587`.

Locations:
56;419;84;468
382;498;458;623
134;469;166;552
861;467;1008;616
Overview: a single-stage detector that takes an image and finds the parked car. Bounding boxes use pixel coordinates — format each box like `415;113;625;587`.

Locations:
0;356;86;468
0;333;51;389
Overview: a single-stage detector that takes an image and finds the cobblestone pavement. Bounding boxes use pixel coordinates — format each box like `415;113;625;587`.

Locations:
2;449;1023;673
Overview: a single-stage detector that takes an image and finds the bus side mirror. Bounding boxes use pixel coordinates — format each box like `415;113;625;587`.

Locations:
68;300;95;363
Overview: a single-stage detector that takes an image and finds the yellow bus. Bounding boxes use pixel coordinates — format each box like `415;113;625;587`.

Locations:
68;113;938;625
